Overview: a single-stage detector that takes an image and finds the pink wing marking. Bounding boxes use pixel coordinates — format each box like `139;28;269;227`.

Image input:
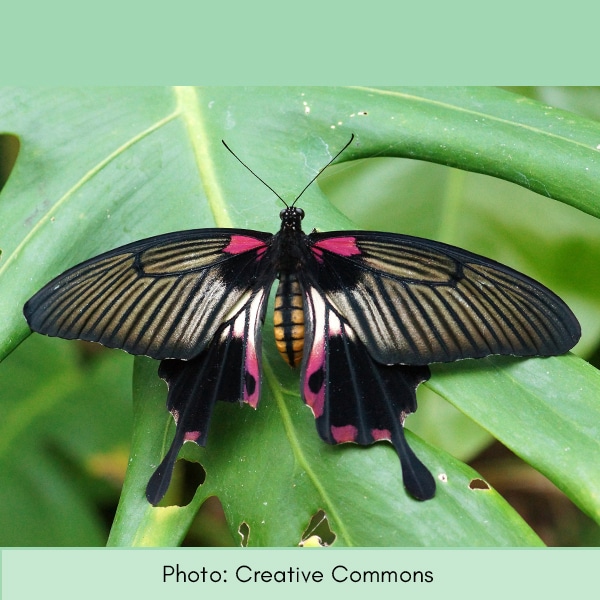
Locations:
371;428;392;441
243;293;264;408
224;235;267;257
303;291;327;417
304;349;325;417
331;424;358;443
312;236;360;263
304;291;343;418
184;431;201;442
231;291;264;408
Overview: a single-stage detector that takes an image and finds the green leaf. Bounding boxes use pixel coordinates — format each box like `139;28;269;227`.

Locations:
2;86;599;546
108;356;543;547
432;354;600;523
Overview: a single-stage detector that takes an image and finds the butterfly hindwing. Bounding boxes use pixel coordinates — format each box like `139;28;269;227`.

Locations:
300;283;435;500
308;231;580;366
146;287;270;504
24;229;275;360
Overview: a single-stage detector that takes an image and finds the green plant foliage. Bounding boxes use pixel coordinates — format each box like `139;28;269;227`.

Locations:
106;357;545;547
0;335;132;545
1;87;599;546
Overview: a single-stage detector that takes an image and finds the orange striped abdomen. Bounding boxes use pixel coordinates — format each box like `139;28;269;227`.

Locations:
273;273;305;367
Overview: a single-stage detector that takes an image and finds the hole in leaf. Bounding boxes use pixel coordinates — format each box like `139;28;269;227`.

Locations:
238;522;250;547
0;134;20;193
155;459;206;507
299;510;336;547
181;496;237;547
469;478;490;491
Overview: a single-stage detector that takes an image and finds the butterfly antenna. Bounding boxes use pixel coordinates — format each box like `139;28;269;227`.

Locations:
291;133;355;206
223;134;355;208
222;140;288;206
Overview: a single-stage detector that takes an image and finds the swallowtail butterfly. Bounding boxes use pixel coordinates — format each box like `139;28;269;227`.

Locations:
24;135;581;505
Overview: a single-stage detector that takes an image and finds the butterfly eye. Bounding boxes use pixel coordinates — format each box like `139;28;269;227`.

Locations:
279;208;287;219
296;207;305;220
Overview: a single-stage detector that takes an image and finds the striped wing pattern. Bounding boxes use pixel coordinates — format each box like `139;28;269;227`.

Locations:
309;231;581;366
24;229;274;360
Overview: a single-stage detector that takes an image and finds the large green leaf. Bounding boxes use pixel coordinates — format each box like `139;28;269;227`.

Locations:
1;86;599;546
108;356;543;547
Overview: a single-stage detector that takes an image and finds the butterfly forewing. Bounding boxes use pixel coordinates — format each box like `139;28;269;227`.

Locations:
24;229;275;360
309;231;580;365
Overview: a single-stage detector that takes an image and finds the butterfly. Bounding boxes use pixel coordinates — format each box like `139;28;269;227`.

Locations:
23;135;581;505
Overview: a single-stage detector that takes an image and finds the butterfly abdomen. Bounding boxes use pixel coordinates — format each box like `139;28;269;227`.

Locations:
273;272;305;367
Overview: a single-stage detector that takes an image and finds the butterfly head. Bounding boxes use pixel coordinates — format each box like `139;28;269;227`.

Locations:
280;206;305;231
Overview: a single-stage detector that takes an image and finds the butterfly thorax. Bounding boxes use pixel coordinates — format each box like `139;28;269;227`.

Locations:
274;205;305;260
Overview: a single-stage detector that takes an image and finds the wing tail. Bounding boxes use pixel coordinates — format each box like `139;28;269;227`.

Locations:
390;427;436;501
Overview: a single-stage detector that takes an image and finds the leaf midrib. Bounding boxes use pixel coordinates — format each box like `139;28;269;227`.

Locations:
263;357;357;546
